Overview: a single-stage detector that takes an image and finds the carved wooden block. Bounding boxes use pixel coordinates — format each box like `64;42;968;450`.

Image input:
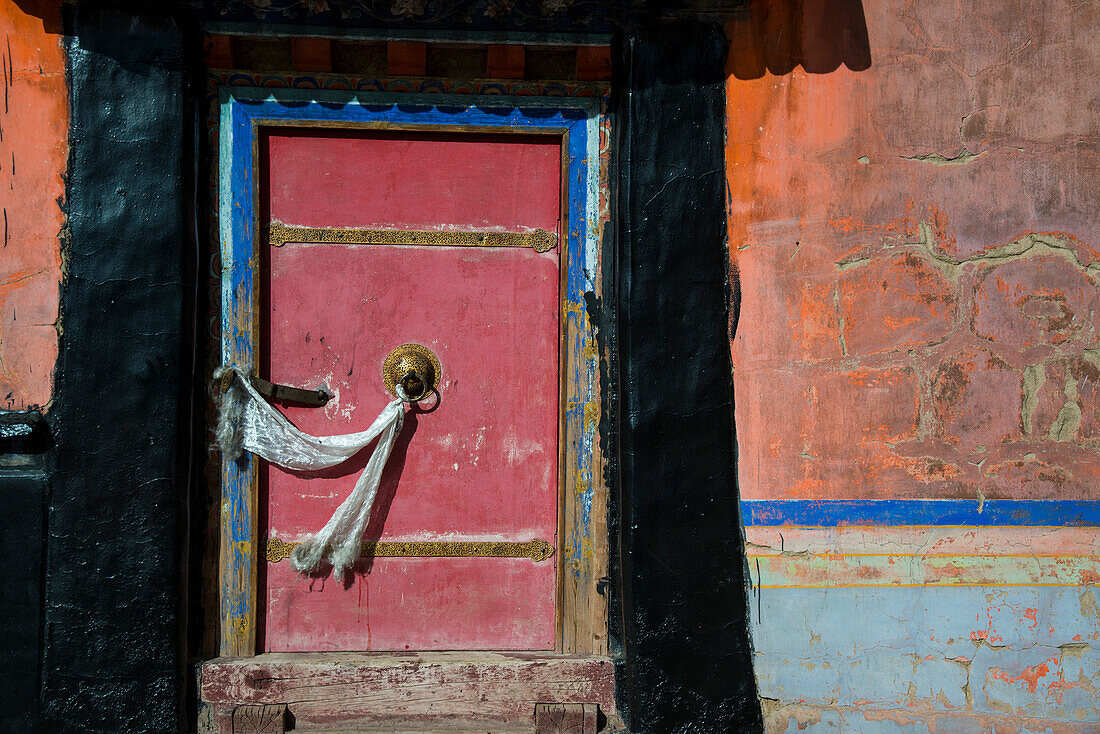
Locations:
575;46;611;81
487;45;525;79
534;703;598;734
232;703;287;734
291;38;332;73
204;34;233;68
387;41;427;76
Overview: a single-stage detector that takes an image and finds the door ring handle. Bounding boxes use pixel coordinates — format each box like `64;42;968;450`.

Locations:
383;344;441;402
398;369;430;402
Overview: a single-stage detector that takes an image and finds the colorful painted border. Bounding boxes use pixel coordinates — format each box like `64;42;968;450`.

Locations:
218;87;603;656
212;71;608;97
742;499;1100;527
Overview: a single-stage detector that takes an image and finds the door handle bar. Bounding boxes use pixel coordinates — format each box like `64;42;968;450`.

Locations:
218;369;333;407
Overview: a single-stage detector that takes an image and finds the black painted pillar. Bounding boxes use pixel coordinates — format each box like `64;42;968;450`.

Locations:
0;448;46;732
614;21;762;733
43;6;188;731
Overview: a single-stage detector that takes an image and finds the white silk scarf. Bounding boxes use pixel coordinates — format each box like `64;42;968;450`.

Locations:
216;366;406;577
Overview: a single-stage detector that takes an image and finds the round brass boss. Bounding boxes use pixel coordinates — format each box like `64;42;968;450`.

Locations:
382;344;441;401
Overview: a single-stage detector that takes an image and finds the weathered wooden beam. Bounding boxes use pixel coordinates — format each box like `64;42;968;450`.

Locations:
232;704;287;734
202;653;617;731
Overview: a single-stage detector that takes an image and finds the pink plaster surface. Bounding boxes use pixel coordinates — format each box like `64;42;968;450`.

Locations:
265;129;560;234
259;130;561;652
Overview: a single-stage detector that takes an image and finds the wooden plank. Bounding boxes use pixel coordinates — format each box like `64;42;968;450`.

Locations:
205;34;233;68
575;47;610;81
487;45;525;79
560;116;607;656
232;704;287;733
201;653;617;731
535;703;598;734
291;38;332;72
387;41;426;76
219;91;259;657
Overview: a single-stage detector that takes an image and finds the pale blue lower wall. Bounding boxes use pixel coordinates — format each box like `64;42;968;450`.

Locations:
750;587;1100;732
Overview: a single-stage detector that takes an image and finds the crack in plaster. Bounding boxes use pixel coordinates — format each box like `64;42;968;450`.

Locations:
903;149;985;166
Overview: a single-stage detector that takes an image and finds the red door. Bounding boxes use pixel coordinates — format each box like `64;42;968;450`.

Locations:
258;129;562;651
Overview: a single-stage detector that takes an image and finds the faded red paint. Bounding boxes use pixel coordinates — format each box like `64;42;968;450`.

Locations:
0;0;65;410
1023;608;1039;630
259;130;561;651
970;628;1005;647
989;657;1057;695
931;347;1021;451
837;251;956;356
265;130;559;233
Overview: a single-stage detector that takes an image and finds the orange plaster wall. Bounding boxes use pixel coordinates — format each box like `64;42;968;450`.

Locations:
726;0;1100;504
728;5;1100;728
0;0;65;411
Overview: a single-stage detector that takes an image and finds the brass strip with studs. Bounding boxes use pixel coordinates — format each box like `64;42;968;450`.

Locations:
268;222;557;253
263;537;555;564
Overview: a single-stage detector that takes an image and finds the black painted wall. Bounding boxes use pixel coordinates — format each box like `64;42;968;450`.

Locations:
0;461;46;732
39;5;189;731
613;21;762;733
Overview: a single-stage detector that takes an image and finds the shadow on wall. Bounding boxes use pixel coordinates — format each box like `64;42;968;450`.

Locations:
727;0;870;79
12;0;60;33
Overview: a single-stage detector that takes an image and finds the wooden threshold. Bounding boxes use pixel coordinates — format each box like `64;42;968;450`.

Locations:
200;652;620;733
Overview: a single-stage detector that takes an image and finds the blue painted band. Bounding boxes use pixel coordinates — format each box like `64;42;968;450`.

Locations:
741;499;1100;527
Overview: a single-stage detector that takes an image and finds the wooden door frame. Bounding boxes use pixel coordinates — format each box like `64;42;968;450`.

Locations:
216;87;608;658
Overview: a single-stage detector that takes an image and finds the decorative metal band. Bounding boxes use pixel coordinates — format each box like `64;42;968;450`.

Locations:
264;537;555;564
268;222;557;253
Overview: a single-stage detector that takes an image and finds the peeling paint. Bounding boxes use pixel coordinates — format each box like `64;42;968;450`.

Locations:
902;149;984;166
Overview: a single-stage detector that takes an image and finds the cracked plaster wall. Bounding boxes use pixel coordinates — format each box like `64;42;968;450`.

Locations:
726;0;1100;731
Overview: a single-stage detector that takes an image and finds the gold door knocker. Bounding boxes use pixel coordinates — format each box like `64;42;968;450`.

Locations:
382;344;441;402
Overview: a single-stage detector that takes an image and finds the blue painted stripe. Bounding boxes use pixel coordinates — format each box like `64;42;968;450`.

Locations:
741;499;1100;527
